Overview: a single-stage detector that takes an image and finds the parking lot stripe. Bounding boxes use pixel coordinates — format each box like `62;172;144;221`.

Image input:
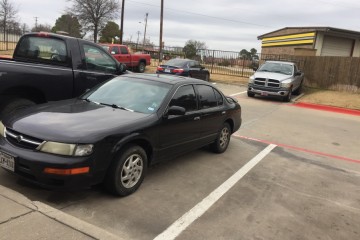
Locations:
153;144;276;240
230;91;247;96
235;135;360;164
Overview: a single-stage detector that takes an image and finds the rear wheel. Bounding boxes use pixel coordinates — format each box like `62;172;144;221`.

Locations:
210;123;231;153
0;98;35;119
105;145;147;196
137;62;146;73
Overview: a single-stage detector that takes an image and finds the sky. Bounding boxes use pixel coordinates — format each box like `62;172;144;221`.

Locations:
13;0;360;52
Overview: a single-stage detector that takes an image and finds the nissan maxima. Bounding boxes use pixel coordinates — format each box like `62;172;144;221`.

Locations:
0;74;241;196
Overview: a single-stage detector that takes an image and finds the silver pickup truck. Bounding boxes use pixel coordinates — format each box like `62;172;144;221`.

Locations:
247;61;304;102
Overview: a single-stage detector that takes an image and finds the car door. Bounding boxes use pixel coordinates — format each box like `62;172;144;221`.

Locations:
188;60;201;79
119;46;131;66
157;84;202;160
195;84;226;145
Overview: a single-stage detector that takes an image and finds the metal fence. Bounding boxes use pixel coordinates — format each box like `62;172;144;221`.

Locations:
0;30;21;51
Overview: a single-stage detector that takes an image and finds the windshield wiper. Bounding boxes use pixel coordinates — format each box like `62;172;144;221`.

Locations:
84;98;100;104
100;102;134;112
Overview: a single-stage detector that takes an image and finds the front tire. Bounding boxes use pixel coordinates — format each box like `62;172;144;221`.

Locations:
210;123;231;153
137;62;146;73
247;91;255;97
293;83;302;95
105;145;147;196
282;88;292;102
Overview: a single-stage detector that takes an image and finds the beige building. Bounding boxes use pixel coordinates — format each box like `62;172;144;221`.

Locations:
258;27;360;57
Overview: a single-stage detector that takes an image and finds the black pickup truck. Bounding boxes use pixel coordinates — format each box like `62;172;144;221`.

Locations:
0;32;126;118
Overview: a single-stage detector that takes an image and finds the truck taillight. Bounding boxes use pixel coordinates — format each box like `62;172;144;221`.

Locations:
172;69;184;73
157;66;164;71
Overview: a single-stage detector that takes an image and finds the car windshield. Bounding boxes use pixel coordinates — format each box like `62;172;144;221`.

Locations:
258;62;293;75
163;59;188;67
82;77;172;114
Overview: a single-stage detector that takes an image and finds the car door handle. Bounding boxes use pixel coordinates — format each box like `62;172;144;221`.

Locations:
194;116;201;121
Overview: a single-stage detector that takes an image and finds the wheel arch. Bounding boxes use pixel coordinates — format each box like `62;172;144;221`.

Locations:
1;86;46;104
225;118;234;133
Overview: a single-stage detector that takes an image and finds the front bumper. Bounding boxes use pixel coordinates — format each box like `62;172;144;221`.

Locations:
0;137;106;190
248;84;290;97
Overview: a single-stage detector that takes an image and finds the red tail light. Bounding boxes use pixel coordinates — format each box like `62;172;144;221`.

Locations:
157;66;164;71
172;68;184;73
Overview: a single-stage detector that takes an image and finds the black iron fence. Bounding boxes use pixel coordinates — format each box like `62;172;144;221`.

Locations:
0;30;21;51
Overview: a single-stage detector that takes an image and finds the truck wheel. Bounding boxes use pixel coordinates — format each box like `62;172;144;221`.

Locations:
293;83;302;95
105;144;147;196
247;91;255;97
137;62;146;73
282;88;292;102
0;98;35;119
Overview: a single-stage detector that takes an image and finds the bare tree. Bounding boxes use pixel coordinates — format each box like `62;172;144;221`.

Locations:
67;0;119;43
0;0;18;33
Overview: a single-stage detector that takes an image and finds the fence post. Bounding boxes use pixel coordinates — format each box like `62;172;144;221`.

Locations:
211;50;215;74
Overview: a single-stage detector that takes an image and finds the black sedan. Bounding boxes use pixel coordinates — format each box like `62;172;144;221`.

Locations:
156;58;210;81
0;74;241;196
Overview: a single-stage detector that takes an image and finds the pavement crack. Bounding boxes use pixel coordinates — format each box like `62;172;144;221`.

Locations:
0;210;34;224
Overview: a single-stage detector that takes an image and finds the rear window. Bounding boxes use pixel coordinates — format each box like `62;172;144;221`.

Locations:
164;59;188;67
15;36;68;64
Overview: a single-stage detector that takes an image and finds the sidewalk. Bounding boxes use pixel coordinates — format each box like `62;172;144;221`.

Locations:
0;185;121;240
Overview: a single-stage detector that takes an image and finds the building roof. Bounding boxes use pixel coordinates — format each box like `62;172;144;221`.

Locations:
258;27;360;40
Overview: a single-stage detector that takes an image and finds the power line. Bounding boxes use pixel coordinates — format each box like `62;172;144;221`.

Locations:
127;0;273;28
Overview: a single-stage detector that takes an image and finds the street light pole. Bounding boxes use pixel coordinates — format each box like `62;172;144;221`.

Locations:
120;0;125;44
142;13;148;52
159;0;164;62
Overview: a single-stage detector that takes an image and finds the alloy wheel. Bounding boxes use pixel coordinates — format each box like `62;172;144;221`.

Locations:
121;153;143;188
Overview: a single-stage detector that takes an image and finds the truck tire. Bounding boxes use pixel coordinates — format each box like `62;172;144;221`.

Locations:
247;91;255;97
293;82;302;95
282;88;292;102
0;98;35;119
137;62;146;73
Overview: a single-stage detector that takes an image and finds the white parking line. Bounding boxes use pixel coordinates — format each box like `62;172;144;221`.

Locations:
154;144;277;240
230;91;247;96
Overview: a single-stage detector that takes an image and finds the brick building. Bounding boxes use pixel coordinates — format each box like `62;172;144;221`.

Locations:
258;27;360;57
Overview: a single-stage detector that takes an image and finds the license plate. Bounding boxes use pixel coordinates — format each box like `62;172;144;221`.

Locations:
261;92;268;96
165;69;171;73
0;151;15;172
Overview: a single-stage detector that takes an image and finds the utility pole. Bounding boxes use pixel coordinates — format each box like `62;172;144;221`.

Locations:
120;0;125;44
142;13;148;52
159;0;164;62
136;31;141;51
34;17;38;31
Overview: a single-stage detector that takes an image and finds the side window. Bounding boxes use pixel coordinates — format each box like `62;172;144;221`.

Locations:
83;44;117;73
189;61;196;67
196;85;217;109
214;89;224;106
111;46;120;54
194;61;201;68
15;36;68;64
169;85;197;112
120;46;129;54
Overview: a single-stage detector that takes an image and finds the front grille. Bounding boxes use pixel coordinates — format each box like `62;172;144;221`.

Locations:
5;128;44;150
254;78;280;88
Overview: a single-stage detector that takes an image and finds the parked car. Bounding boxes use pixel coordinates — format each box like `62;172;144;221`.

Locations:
156;58;210;81
0;32;127;119
100;44;151;73
247;61;304;102
0;74;241;196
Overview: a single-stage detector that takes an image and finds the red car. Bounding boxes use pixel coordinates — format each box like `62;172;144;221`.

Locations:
101;44;151;73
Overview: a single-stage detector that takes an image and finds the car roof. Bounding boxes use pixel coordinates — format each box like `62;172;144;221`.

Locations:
119;73;209;86
265;60;295;65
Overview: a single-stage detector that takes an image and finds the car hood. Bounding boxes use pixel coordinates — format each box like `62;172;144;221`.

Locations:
5;99;153;143
253;71;292;81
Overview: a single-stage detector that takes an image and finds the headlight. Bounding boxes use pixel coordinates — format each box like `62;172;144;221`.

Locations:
38;142;93;156
249;76;255;84
0;121;5;137
281;82;292;88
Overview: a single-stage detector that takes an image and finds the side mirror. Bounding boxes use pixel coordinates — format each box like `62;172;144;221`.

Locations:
295;71;302;76
252;67;258;71
117;62;127;74
111;51;116;55
167;106;186;116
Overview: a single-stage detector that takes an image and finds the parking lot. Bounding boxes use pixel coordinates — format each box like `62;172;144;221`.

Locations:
1;83;359;240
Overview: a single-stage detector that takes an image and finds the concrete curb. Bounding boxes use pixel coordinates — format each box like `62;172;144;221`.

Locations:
0;185;122;240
